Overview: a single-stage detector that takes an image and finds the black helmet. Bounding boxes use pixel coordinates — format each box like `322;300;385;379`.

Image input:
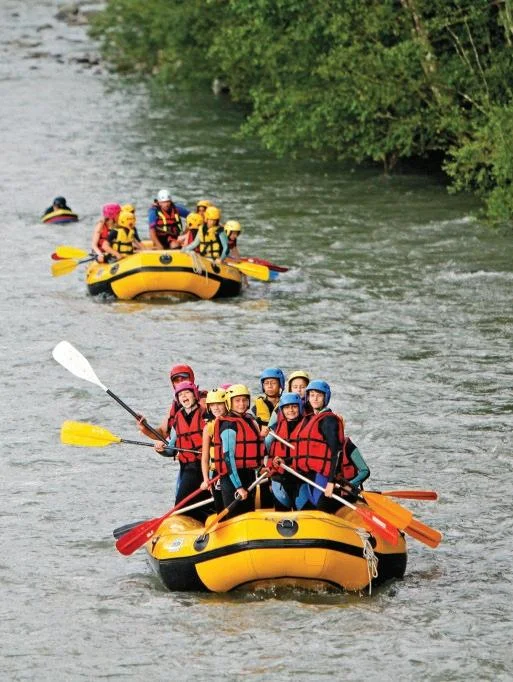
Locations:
53;196;67;209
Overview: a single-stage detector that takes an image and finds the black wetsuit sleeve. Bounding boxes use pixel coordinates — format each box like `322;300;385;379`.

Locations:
319;415;342;481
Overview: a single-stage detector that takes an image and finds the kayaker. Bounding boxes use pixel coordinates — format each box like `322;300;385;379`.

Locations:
252;368;285;434
43;195;73;215
213;384;263;518
295;380;370;513
102;209;142;260
200;388;228;511
176;212;204;248
136;363;205;440
91;203;121;263
224;220;242;259
155;381;211;521
148;189;184;250
265;392;309;511
183;206;229;263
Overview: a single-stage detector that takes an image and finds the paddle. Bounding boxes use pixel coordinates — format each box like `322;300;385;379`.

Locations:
51;256;96;277
381;490;438;501
60;420;200;455
239;256;289;273
278;462;398;545
116;476;220;555
268;428;295;449
403;518;442;548
55;245;89;259
52;341;168;444
196;470;270;542
113;496;215;540
226;259;279;282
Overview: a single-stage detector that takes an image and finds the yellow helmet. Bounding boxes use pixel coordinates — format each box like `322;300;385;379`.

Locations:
186;212;204;229
206;388;226;405
117;210;136;228
196;199;212;210
121;204;135;213
224;220;241;233
287;370;310;390
205;206;221;221
225;383;250;409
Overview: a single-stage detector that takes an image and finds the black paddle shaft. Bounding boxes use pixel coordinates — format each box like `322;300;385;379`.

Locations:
106;389;168;444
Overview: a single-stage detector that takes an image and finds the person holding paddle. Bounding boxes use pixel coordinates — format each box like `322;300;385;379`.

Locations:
183;206;229;263
91;203;121;263
212;384;263;519
148;189;184;250
252;368;285;434
296;380;370;513
200;388;228;511
154;381;211;521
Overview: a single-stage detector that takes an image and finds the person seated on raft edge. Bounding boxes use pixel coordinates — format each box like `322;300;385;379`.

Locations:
295;380;370;514
148;189;187;250
176;212;204;249
43;196;73;216
212;384;263;519
183;206;229;264
224;220;242;260
91;203;121;263
264;392;311;511
200;388;228;513
154;381;213;523
102;209;142;261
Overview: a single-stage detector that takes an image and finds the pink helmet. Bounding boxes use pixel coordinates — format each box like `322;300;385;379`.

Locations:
102;203;121;220
220;383;233;390
174;381;199;401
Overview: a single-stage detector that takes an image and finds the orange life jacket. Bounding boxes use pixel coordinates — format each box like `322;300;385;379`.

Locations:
98;221;111;250
296;411;345;477
213;413;263;475
154;206;181;239
173;406;205;463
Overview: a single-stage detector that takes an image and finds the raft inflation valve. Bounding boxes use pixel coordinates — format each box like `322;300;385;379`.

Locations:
160;254;172;264
276;519;298;537
194;533;210;552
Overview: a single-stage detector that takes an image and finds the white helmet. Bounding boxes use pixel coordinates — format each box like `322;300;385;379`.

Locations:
157;189;171;202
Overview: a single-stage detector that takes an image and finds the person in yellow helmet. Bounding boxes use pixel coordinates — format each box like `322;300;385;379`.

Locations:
224;220;242;259
102;209;142;260
200;388;228;511
196;199;212;225
183;206;229;263
177;212;204;248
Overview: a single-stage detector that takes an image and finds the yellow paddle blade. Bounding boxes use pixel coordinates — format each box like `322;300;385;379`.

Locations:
228;260;271;282
362;491;413;530
51;259;80;277
55;245;89;259
60;420;122;447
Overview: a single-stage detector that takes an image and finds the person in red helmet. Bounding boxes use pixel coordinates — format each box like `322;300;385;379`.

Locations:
136;363;206;440
154;381;212;521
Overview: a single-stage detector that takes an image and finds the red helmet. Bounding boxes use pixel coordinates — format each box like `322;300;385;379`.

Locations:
169;364;195;383
173;381;199;401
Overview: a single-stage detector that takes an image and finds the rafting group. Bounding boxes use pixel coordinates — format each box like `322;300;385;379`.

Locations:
136;365;371;521
90;190;242;264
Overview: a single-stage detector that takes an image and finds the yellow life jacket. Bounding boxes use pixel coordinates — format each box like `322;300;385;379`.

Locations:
252;395;278;427
206;420;216;470
199;225;223;259
110;226;135;254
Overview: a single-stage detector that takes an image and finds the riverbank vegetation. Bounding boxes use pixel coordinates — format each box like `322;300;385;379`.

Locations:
90;0;513;222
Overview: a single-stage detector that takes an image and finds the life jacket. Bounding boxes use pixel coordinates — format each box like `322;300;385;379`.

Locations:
227;234;238;251
268;413;303;463
252;395;278;427
335;437;362;483
198;224;224;259
296;410;345;477
153;206;182;239
213;412;263;475
173;405;205;464
110;226;135;254
205;419;218;471
98;221;111;250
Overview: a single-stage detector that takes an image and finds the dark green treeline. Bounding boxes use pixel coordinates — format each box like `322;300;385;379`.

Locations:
90;0;513;222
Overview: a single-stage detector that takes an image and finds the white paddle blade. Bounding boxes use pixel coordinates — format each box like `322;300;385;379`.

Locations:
52;341;106;390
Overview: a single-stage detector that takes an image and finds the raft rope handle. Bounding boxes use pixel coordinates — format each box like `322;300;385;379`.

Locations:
355;528;378;595
190;251;207;276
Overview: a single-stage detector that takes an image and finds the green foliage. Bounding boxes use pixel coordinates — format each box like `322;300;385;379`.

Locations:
90;0;513;221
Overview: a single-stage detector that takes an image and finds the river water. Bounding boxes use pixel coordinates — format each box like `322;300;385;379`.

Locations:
1;2;512;680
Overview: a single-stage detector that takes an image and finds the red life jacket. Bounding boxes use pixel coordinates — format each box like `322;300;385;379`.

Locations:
296;410;345;477
173;405;205;463
98;221;111;250
154;206;181;239
213;413;263;475
268;413;303;463
166;399;180;437
336;437;359;482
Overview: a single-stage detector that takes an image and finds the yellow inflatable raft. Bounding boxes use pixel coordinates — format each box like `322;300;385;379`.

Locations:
85;250;242;300
145;508;407;593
